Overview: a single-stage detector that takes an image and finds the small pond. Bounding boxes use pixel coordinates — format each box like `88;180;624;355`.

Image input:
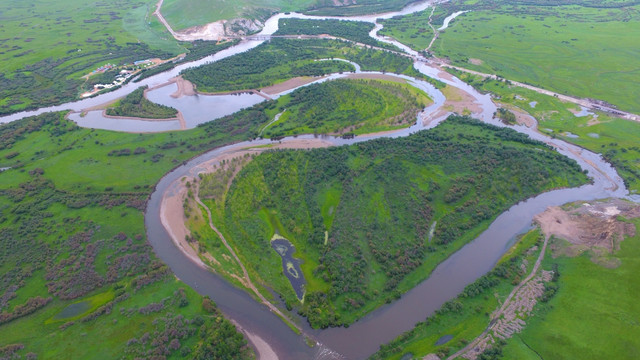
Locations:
54;301;90;319
271;236;306;300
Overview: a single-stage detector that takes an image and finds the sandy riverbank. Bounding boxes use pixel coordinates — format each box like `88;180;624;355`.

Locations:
261;76;320;95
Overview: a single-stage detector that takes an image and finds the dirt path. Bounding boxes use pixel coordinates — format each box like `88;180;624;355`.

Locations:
426;6;438;51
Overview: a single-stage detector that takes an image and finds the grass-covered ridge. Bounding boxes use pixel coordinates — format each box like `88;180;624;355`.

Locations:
261;78;432;137
181;38;433;93
106;86;178;119
0;112;258;358
199;115;588;328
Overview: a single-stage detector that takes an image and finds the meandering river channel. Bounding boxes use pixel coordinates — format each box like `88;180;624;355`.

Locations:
2;0;638;358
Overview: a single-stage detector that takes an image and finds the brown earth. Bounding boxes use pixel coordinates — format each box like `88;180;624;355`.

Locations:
346;73;407;83
261;77;319;95
534;199;640;255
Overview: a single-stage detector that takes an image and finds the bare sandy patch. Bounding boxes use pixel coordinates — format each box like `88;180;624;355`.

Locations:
441;85;482;115
160;188;207;269
261;77;318;95
468;58;483;66
171;76;196;98
534;199;640;258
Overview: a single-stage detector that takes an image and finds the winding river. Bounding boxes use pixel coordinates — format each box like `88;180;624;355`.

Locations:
2;0;638;358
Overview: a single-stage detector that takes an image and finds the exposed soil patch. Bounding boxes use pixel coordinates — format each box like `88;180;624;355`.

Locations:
441;85;482;115
535;199;640;256
261;76;319;95
171;76;196;98
468;58;483;66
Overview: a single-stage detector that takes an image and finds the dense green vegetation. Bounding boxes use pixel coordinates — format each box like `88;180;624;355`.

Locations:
429;0;640;113
0;0;188;116
373;229;546;359
275;18;397;50
501;217;640;360
261;78;431;137
106;86;178;119
199;115;587;328
134;40;238;82
0;112;262;358
181;38;436;93
160;0;416;31
449;69;640;193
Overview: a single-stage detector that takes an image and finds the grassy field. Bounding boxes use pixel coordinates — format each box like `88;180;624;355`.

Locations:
377;1;640;113
260;78;432;137
0;0;187;115
501;219;640;359
0;112;261;358
160;0;416;31
448;69;640;193
433;1;640;113
182;38;439;93
378;6;450;51
198;116;588;328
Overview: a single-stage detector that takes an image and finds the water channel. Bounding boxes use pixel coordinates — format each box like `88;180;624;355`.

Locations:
2;0;638;358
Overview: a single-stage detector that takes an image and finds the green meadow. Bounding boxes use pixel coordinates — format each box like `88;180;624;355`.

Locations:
0;0;185;115
0;112;260;358
433;2;640;113
198;116;587;328
377;1;640;113
502;218;640;360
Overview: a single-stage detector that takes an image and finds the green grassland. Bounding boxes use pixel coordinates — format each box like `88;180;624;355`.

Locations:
0;112;262;358
373;229;545;360
448;69;640;193
199;116;588;328
501;218;640;360
378;6;448;51
0;0;187;115
160;0;416;31
431;1;640;113
182;38;437;93
376;1;640;113
260;78;432;137
106;86;178;119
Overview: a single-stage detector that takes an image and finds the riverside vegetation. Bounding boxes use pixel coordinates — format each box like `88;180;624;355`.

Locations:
449;69;640;193
374;212;640;360
197;115;588;328
260;78;432;137
106;86;178;119
181;38;441;93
